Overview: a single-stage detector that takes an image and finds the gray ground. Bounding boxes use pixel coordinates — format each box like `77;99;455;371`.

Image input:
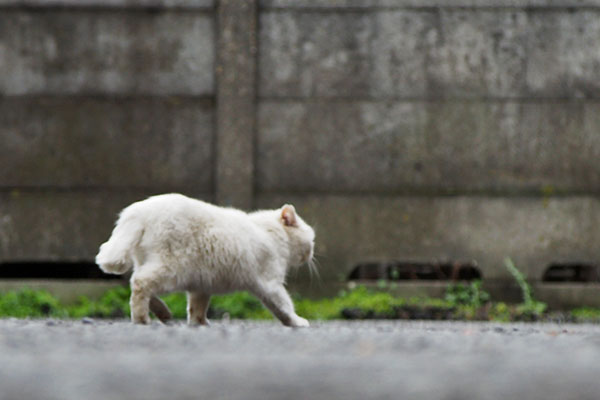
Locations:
1;319;600;400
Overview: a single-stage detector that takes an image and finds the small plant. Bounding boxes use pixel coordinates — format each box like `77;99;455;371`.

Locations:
445;280;490;308
504;258;547;318
488;302;512;322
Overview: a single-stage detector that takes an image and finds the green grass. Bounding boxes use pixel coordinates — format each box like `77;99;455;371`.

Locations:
570;307;600;323
0;285;436;321
159;291;273;320
0;263;593;323
295;286;403;320
0;283;556;322
0;288;65;318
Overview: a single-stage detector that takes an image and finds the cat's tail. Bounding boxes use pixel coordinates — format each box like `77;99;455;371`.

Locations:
95;214;143;275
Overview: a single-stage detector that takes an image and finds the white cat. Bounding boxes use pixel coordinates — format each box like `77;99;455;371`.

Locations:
95;193;315;327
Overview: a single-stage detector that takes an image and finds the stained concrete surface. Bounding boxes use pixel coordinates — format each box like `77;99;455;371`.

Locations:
0;11;214;95
4;0;600;295
1;319;600;400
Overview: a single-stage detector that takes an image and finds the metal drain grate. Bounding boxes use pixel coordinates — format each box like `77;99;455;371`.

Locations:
0;261;122;280
543;264;600;282
348;261;481;281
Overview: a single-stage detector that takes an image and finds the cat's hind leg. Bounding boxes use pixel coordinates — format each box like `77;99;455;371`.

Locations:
130;263;174;324
253;282;309;328
187;291;211;326
130;279;152;324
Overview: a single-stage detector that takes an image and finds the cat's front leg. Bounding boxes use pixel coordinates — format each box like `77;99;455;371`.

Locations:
253;282;309;328
187;291;211;326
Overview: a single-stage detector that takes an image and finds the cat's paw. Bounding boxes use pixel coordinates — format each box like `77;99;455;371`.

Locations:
290;316;310;328
187;317;211;327
132;315;151;325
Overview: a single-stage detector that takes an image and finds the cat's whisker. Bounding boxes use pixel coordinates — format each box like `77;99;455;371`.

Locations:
307;257;321;282
309;258;324;289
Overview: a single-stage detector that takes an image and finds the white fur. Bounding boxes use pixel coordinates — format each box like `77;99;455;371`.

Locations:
96;193;315;327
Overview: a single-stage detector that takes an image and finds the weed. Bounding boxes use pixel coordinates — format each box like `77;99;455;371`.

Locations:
504;258;547;318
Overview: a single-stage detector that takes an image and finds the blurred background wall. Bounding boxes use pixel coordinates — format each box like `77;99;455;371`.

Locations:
1;0;600;306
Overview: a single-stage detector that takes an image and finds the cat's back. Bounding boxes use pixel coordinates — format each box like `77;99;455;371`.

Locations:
129;193;209;214
125;194;272;268
122;193;250;229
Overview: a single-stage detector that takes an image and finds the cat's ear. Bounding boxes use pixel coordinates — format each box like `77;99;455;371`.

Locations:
281;204;298;227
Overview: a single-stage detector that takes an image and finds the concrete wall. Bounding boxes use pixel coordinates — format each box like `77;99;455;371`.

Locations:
255;1;600;292
0;0;216;265
2;0;600;301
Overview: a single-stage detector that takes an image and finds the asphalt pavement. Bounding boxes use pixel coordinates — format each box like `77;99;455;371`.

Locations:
1;319;600;400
